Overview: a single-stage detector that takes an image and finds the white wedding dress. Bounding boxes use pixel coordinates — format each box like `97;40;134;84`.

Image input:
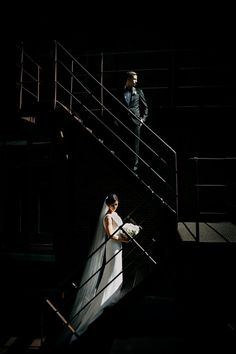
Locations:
69;209;124;341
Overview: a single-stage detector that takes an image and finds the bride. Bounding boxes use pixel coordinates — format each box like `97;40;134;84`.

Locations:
69;193;139;341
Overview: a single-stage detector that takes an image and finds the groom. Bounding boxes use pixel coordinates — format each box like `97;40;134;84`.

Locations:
115;71;148;172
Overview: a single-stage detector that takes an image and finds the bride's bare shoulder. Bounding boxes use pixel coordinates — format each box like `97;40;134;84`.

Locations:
104;213;112;221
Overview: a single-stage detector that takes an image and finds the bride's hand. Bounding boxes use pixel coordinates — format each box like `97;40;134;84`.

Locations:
119;233;130;243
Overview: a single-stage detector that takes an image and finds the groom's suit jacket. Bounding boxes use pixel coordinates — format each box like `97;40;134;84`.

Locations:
116;87;148;127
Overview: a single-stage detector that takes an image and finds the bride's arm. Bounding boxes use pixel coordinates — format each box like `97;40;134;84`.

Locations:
104;215;129;242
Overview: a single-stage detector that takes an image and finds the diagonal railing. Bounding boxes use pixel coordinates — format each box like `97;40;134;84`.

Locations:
44;205;159;342
53;40;178;218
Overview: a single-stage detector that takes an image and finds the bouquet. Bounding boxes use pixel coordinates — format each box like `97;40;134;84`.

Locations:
121;223;141;238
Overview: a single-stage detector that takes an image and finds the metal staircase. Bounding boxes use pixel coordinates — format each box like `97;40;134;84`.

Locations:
0;39;234;353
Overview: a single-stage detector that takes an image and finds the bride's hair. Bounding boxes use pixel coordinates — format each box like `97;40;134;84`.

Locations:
105;193;118;206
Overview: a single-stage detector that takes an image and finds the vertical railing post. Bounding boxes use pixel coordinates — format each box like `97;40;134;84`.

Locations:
19;41;24;110
194;157;200;242
174;152;179;222
37;191;41;234
70;60;74;112
54;40;58;110
100;52;104;117
170;49;176;109
37;64;40;103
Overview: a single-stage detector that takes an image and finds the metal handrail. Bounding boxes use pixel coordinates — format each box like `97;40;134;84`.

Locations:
189;156;236;241
17;42;41;110
54;40;178;217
